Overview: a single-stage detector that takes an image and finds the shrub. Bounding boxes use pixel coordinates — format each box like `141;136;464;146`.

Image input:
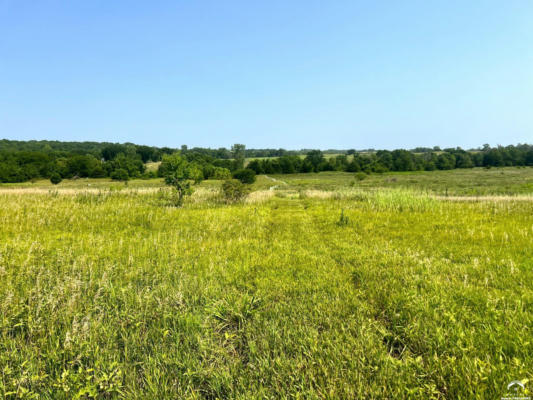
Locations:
222;180;250;203
141;170;158;179
337;209;350;226
354;172;367;181
50;173;62;185
232;168;256;184
110;168;129;181
212;167;232;180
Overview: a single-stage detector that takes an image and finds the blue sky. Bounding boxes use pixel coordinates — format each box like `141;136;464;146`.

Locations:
1;1;532;149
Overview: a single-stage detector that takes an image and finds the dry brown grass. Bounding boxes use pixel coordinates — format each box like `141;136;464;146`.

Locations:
0;187;165;195
434;195;533;202
2;185;533;205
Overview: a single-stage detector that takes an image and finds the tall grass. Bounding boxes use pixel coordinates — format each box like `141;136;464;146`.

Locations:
0;188;531;398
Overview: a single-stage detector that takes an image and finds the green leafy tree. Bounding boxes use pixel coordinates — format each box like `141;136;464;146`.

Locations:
161;154;203;206
50;172;62;185
346;159;361;172
106;153;144;178
436;153;456;170
66;155;100;177
304;150;325;172
110;168;129;181
391;150;415;171
247;159;264;174
232;168;256;184
231;144;246;170
456;152;474;168
221;179;251;203
212;167;232;180
483;149;504;167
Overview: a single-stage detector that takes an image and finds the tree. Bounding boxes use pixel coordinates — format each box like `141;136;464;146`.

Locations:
346;159;361;172
456;153;474;168
110;168;129;181
212;167;232;180
101;144;125;161
66;155;101;178
136;145;157;163
331;155;348;171
279;155;300;174
376;150;393;170
525;149;533;166
50;172;62;185
221;179;250;203
436;153;456;170
391;150;415;171
232;168;256;184
106;153;145;178
304;150;325;172
231;144;246;170
483;149;504;167
160;154;203;206
247;159;264;174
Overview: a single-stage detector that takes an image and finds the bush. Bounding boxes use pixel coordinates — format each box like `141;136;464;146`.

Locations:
212;167;232;180
141;171;158;180
354;172;367;181
110;168;129;181
232;168;256;184
222;180;250;203
50;173;62;185
337;209;349;226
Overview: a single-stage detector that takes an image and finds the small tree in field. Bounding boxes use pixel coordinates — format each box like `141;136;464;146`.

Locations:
110;168;129;182
222;179;250;203
212;167;232;180
232;168;256;184
161;154;203;206
50;173;62;185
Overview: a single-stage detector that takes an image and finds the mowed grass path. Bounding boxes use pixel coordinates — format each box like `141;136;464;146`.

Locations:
0;191;531;398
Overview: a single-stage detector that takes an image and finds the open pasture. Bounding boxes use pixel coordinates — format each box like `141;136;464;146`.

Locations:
3;166;533;196
0;172;532;399
254;167;533;195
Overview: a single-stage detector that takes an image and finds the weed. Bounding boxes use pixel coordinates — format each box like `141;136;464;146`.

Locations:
337;208;350;226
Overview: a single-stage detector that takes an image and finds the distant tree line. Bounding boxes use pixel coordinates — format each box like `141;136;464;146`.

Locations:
1;139;532;183
0;141;170;183
247;145;533;175
0;141;253;183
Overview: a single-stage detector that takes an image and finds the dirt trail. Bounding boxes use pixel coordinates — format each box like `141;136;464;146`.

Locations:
264;175;288;191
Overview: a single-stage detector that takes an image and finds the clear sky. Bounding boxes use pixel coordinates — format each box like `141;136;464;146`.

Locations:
1;1;532;150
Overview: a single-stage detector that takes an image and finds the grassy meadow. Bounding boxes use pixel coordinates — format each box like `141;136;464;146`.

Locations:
253;167;533;195
0;168;532;398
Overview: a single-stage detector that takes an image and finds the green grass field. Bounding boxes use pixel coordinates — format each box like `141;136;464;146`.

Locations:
255;167;533;195
4;166;533;196
0;168;532;398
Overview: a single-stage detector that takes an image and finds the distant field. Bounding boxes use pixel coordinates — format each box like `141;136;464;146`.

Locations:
3;167;533;197
245;153;348;165
0;177;165;190
255;167;533;195
145;161;161;171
